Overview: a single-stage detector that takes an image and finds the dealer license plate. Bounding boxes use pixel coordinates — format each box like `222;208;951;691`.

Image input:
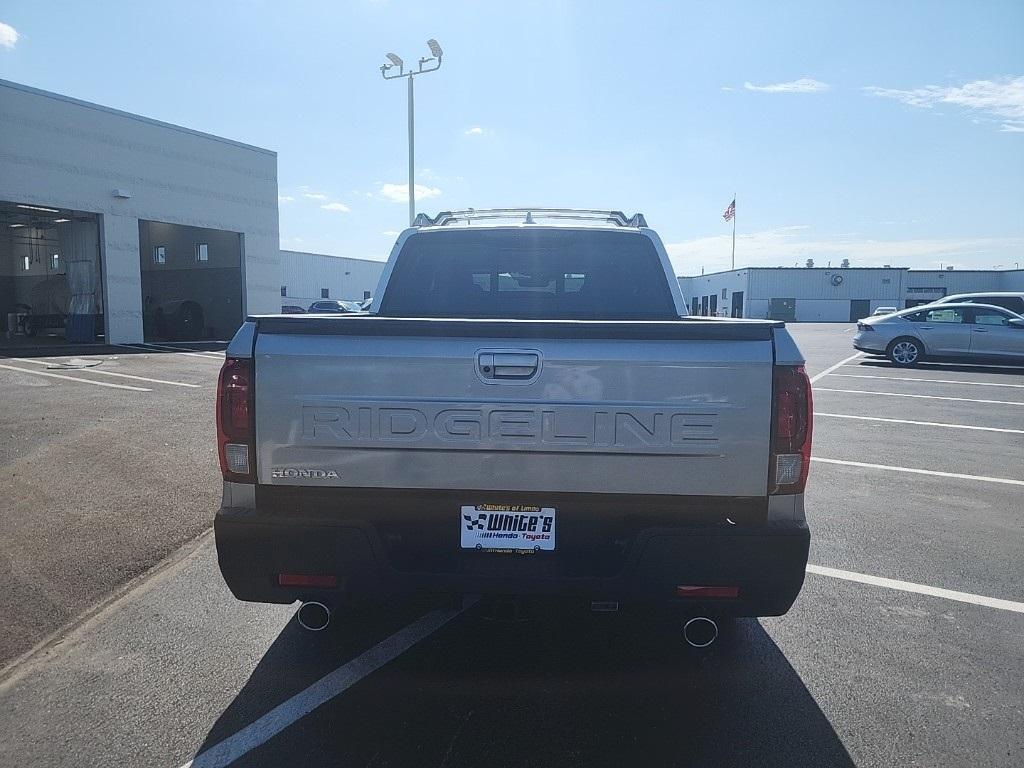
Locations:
460;505;556;551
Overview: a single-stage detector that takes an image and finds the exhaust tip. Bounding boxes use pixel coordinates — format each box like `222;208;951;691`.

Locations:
296;601;331;632
682;616;718;648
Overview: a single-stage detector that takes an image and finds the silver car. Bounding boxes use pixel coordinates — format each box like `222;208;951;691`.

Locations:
852;302;1024;366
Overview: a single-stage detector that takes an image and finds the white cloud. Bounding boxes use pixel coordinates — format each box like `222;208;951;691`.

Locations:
379;183;442;203
321;202;350;212
464;126;485;136
278;195;294;203
666;226;1024;274
863;76;1024;130
0;22;18;49
743;78;830;94
302;192;328;200
381;230;401;236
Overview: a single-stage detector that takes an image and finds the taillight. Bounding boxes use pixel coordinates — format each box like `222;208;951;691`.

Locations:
769;365;812;495
216;357;255;483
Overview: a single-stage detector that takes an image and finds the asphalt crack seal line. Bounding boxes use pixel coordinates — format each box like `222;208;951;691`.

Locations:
179;598;477;768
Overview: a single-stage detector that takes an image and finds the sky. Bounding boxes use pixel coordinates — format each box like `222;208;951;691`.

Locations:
1;1;1022;275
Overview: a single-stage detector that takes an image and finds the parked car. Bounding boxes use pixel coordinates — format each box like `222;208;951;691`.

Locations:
281;305;306;314
145;298;205;341
929;292;1024;315
215;208;813;643
853;302;1024;366
871;306;897;316
307;299;363;313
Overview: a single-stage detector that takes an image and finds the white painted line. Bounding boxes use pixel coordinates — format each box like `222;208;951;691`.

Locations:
135;342;224;359
11;358;200;388
815;388;1024;406
811;457;1024;487
846;361;1024;372
179;600;475;768
815;412;1024;435
115;343;221;361
0;363;150;391
806;564;1024;614
809;352;862;384
828;373;1024;389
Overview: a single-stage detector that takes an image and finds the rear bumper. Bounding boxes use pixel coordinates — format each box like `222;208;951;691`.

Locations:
852;331;886;353
215;489;810;618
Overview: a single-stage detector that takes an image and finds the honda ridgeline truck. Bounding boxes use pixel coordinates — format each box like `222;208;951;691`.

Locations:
214;209;812;633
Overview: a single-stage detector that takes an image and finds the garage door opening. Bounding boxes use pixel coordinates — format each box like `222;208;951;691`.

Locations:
139;220;243;342
1;201;103;346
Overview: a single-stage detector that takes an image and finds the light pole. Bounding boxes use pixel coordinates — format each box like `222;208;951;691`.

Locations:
380;39;443;226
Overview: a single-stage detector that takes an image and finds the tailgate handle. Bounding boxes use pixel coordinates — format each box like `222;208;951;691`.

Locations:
479;351;540;380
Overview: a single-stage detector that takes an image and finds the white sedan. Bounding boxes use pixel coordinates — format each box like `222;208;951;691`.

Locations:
852;303;1024;366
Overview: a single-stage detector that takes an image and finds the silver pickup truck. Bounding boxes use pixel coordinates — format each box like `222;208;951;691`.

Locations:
215;209;812;639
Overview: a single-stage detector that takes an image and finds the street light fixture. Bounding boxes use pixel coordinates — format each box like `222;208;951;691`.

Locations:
380;40;444;226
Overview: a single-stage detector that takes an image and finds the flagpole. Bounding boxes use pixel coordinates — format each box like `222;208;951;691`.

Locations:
731;194;736;271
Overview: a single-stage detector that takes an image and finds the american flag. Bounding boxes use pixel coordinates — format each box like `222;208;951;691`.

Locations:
723;198;735;222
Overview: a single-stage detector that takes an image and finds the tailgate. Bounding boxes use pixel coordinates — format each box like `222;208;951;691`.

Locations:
252;320;774;496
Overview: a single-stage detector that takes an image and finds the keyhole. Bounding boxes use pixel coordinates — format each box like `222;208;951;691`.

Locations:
482;365;491;373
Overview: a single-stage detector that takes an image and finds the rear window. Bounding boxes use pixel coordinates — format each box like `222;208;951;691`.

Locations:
379;229;678;319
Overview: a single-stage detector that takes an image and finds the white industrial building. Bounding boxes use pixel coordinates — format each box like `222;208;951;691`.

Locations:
1;78;388;346
680;267;1024;322
1;78;282;344
279;251;384;310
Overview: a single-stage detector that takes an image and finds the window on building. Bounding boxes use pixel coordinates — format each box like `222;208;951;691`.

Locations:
195;243;209;262
51;254;60;270
153;246;166;265
281;286;287;297
321;288;329;298
363;291;372;300
23;256;31;271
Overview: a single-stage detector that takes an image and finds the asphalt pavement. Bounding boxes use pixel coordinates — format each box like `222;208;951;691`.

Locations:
1;326;1022;768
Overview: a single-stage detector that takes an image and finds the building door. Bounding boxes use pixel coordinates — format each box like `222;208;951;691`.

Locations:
769;298;796;321
849;299;871;322
701;296;708;315
0;202;103;344
139;220;243;341
709;294;718;316
691;297;699;315
731;291;744;318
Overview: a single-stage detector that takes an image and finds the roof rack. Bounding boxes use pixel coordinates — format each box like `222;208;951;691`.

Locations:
411;208;648;228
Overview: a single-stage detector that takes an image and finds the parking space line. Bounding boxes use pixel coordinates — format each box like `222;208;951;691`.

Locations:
809;352;862;384
134;342;224;359
0;363;151;391
845;361;1024;372
811;457;1024;486
815;388;1024;406
11;358;201;388
115;343;223;361
806;564;1024;614
179;600;475;768
828;373;1024;389
815;412;1024;434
